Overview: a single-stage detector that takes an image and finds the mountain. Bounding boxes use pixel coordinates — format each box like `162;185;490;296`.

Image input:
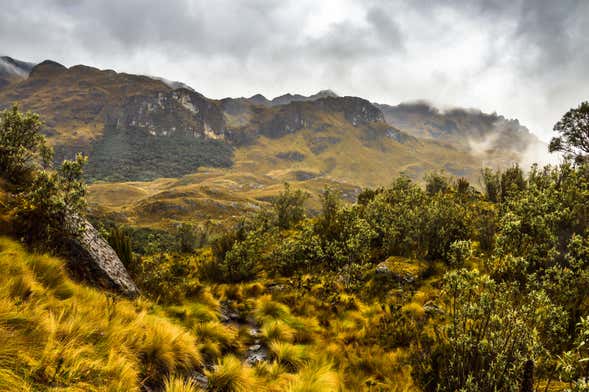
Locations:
245;89;338;107
0;56;547;226
375;101;545;161
0;56;35;89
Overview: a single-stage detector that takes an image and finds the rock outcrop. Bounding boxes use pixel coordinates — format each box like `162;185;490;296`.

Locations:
64;215;139;298
107;88;226;140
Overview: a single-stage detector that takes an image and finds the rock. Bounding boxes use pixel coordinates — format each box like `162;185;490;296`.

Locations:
375;263;392;276
64;214;139;298
220;302;241;323
423;301;444;315
245;344;269;365
191;371;208;389
374;257;425;285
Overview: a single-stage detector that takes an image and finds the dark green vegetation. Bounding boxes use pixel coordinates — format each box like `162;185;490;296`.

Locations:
85;126;233;182
1;104;589;391
0;105;87;249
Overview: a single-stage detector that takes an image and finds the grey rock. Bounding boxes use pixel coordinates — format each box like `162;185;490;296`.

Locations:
191;371;208;389
375;263;392;275
64;214;139;298
245;344;269;365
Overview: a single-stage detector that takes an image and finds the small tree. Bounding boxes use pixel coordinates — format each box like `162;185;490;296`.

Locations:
12;153;87;247
0;106;88;249
0;104;53;184
549;101;589;163
425;171;450;196
481;167;501;202
272;183;309;230
316;186;341;242
176;222;197;253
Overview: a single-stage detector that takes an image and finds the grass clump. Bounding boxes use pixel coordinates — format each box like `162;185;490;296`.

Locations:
0;237;207;390
163;375;203;392
206;355;259;392
269;342;311;373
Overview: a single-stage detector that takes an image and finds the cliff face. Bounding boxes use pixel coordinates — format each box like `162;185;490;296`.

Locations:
224;95;386;143
107;88;226;140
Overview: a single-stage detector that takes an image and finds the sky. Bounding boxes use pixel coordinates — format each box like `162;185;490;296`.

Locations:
1;0;588;142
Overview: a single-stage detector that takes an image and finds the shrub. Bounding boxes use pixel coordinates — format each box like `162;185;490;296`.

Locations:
273;183;309;230
0;105;52;185
269;342;311;373
108;226;134;269
163;375;202;392
447;240;472;267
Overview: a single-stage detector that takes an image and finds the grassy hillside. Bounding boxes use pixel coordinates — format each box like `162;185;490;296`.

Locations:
0;236;422;391
87;113;491;228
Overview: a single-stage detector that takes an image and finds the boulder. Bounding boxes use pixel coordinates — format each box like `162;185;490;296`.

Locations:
374;256;425;285
64;215;139;298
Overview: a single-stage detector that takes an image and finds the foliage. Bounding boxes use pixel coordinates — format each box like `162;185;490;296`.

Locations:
272;183;309;230
0;104;53;185
108;226;134;269
549;101;589;163
415;269;565;391
0;237;205;391
176;222;206;253
424;171;450;196
11;153;88;249
85;127;234;182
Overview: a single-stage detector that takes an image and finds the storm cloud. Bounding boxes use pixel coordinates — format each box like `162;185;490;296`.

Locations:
1;0;588;140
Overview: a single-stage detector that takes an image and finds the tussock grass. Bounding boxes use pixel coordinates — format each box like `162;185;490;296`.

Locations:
285;362;340;392
255;295;291;321
206;355;259;392
194;321;240;352
0;237;207;390
261;320;295;343
269;342;312;373
163;375;203;392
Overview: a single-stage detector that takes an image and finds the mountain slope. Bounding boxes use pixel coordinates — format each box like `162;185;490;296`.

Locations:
375;101;545;161
0;56;34;89
0;56;548;227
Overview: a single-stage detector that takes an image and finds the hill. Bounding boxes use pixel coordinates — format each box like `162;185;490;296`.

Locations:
0;57;546;227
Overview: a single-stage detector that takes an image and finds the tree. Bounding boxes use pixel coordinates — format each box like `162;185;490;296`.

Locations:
0;106;88;249
425;171;450;196
549;101;589;163
12;153;88;247
481;167;501;203
0;104;53;185
176;222;197;253
415;269;565;392
272;183;309;230
316;187;341;242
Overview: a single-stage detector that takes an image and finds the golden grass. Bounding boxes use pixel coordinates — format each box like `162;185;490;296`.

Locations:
163;375;203;392
205;355;259;392
0;237;206;390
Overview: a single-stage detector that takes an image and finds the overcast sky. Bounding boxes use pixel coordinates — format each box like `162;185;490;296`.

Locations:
1;0;588;141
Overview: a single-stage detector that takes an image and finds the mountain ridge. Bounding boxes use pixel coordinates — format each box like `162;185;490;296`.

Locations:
0;56;544;187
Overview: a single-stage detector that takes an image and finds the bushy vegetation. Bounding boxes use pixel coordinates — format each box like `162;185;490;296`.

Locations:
0;105;87;250
2;104;589;390
85;127;233;182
